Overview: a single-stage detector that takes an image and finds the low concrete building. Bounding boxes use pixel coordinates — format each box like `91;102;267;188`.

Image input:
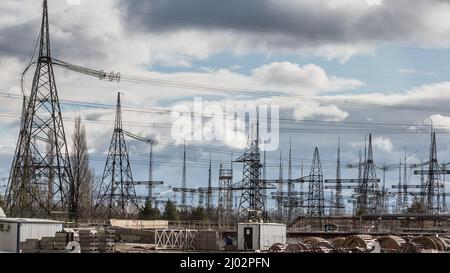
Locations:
0;218;63;253
237;222;286;251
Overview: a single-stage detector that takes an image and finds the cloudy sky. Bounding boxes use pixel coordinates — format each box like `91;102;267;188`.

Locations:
1;0;450;212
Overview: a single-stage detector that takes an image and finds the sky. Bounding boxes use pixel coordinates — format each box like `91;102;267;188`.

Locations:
1;0;450;213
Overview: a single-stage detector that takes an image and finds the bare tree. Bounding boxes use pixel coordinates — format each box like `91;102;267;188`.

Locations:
70;117;93;221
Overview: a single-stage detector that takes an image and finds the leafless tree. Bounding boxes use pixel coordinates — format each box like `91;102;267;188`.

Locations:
70;117;93;221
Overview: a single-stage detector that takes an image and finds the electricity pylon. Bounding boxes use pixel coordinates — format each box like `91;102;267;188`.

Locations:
94;93;138;218
6;0;73;219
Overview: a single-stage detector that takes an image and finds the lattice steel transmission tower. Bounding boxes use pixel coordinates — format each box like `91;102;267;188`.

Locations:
6;0;74;219
95;93;138;218
307;148;325;217
421;132;447;213
236;121;264;221
334;138;344;215
356;134;380;214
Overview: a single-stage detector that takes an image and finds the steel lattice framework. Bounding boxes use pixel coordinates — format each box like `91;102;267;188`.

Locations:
307;147;325;217
424;132;447;213
356;134;381;214
94;93;138;218
5;0;73;219
236;122;264;220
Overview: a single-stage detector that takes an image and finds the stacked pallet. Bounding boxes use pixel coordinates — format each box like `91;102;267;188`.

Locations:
79;229;116;253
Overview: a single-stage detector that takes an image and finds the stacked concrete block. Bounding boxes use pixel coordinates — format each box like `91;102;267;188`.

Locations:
79;229;98;253
19;239;40;253
97;229;116;253
39;237;56;250
54;232;72;250
79;229;116;253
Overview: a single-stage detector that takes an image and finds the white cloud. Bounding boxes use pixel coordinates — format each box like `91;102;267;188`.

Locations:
372;136;394;152
425;114;450;132
293;101;349;122
251;62;363;94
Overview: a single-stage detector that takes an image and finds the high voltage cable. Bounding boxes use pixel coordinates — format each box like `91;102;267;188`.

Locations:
0;92;448;129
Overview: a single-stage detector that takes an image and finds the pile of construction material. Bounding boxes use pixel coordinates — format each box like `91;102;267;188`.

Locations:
269;234;450;253
79;229;116;253
20;232;75;253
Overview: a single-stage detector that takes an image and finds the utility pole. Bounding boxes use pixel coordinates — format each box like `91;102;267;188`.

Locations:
396;158;403;213
277;152;283;221
181;141;187;209
207;153;213;212
403;147;408;210
287;139;294;221
148;138;158;206
335;137;344;215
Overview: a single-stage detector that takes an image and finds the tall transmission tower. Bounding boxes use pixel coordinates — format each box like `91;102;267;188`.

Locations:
356;134;380;214
94;93;138;218
236;119;264;221
6;0;74;219
418;132;447;214
334;138;344;215
307;147;325;217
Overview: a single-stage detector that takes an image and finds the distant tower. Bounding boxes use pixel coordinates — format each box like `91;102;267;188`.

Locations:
206;153;213;211
6;0;74;219
95;93;138;218
334;138;344;215
396;158;403;213
181;141;187;208
287;139;294;221
403;147;408;210
424;132;445;213
356;134;380;214
218;163;233;227
276;152;284;220
236;114;264;220
262;150;267;210
307;148;325;217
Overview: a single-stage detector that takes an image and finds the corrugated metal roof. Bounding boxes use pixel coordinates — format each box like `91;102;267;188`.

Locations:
0;217;63;224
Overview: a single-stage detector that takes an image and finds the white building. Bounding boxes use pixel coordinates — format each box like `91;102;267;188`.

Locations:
237;222;286;251
0;218;63;253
